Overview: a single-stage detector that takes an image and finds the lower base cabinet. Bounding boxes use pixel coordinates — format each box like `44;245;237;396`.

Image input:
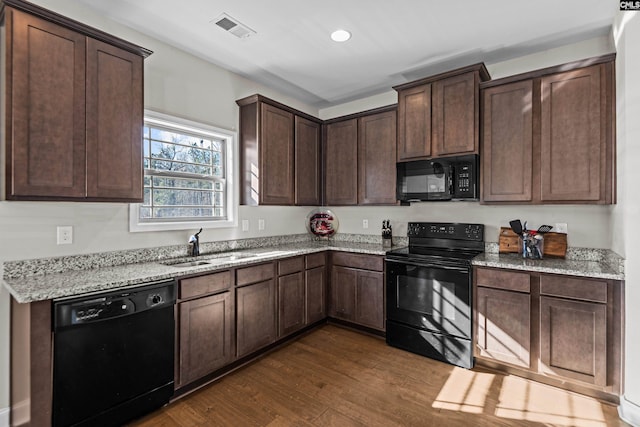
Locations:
305;265;326;324
474;266;622;400
278;271;306;337
236;278;277;358
330;253;384;331
177;291;234;388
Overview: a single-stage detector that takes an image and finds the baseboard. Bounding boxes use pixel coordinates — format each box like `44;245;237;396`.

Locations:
0;407;9;427
619;395;640;427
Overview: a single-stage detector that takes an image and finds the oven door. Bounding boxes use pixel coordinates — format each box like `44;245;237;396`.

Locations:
386;258;471;339
397;160;452;201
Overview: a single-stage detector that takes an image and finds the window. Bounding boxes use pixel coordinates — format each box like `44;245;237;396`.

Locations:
130;111;237;232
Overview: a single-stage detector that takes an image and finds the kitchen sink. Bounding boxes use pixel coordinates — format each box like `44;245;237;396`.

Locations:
164;260;213;268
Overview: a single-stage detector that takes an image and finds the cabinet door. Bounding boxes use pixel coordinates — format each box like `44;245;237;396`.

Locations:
236;280;277;357
355;270;384;330
85;38;143;201
325;119;358;205
481;80;533;202
397;84;431;160
278;272;305;337
9;9;87;199
432;72;477;156
539;296;607;386
358;110;397;205
330;266;357;321
306;266;326;324
260;104;294;205
540;65;603;202
476;287;531;368
178;292;233;387
295;116;321;205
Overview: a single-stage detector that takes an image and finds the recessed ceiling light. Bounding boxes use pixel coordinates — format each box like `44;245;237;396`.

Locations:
331;29;351;42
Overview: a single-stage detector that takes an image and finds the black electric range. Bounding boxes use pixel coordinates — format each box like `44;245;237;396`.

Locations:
385;222;484;369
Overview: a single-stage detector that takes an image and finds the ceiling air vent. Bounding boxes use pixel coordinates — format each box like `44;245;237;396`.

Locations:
213;13;256;39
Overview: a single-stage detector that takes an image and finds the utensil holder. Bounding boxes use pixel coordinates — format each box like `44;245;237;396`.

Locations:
521;234;544;259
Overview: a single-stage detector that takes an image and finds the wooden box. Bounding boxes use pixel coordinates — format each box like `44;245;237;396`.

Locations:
499;227;567;258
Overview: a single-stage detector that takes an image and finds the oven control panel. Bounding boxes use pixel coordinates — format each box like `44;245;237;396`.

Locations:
407;222;484;241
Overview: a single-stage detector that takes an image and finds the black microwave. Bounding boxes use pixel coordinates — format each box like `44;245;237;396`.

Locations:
396;154;479;202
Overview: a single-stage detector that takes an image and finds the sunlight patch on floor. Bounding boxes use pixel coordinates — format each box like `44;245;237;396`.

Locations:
433;368;608;426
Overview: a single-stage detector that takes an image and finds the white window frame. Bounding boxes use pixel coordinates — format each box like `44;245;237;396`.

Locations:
129;110;238;232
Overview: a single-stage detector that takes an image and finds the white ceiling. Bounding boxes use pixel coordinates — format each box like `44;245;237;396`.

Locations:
76;0;617;108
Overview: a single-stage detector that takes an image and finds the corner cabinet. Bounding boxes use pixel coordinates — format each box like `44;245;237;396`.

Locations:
1;1;151;201
395;63;490;161
474;266;623;402
324;107;397;206
329;252;385;331
481;55;615;204
237;95;322;206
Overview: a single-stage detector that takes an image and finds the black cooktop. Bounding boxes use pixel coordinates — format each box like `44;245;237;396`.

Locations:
386;245;483;262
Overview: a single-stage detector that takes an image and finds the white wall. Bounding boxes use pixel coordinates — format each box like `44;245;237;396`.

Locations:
613;11;640;425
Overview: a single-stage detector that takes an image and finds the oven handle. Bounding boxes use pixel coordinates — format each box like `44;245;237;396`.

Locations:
385;258;470;273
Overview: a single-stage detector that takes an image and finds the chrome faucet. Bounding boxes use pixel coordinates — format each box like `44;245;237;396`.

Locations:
188;228;202;257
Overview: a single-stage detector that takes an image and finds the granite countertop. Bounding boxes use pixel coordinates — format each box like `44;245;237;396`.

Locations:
2;241;391;303
472;252;624;281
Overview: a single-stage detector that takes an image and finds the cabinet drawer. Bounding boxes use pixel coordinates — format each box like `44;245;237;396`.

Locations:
540;275;607;303
278;256;304;276
476;268;530;293
179;271;231;299
236;262;274;287
305;252;326;269
332;252;383;271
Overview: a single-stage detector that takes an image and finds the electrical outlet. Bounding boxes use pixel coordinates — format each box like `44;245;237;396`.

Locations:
554;223;568;234
242;219;249;232
362;219;369;229
57;226;73;245
258;219;265;230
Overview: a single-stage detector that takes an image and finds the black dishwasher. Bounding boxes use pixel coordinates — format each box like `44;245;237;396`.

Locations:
53;279;176;427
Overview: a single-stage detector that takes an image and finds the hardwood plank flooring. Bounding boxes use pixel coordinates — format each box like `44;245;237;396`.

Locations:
129;325;628;427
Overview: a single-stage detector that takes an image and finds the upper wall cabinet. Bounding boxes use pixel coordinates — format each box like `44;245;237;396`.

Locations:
237;95;322;206
324;107;397;206
1;0;151;202
481;55;615;205
394;64;490;162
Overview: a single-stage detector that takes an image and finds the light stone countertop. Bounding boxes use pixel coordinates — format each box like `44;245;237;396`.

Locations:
2;241;391;303
472;252;624;281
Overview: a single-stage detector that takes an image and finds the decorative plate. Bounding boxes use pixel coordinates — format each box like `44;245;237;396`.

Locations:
306;208;339;238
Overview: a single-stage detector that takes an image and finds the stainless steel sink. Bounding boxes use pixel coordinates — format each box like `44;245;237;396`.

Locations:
165;260;213;268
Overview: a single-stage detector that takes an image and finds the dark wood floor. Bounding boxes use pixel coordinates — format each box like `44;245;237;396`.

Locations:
130;324;628;427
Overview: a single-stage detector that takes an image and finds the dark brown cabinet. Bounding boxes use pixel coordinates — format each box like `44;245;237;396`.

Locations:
397;84;432;160
2;3;149;201
358;110;397;205
260;104;295;205
277;257;305;337
330;253;385;331
236;263;277;358
480;55;615;204
295;116;322;205
394;64;489;161
325;107;397;206
475;269;531;368
324;119;359;205
432;72;478;156
474;266;623;400
177;271;234;388
481;80;534;202
305;253;327;324
237;95;321;206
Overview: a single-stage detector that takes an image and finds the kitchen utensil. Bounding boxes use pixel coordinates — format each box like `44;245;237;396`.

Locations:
537;225;553;233
509;219;523;235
